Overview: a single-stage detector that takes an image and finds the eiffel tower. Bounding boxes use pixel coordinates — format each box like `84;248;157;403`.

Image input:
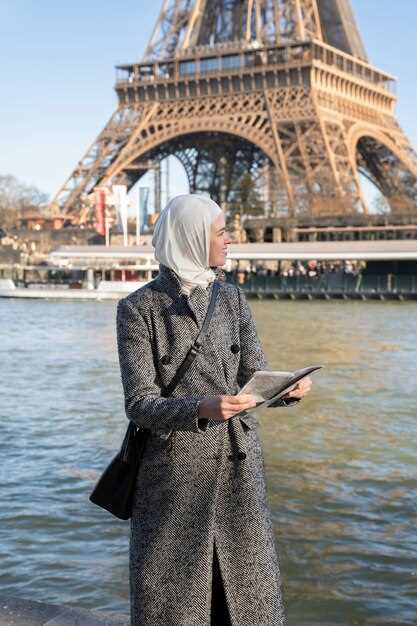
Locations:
51;0;417;222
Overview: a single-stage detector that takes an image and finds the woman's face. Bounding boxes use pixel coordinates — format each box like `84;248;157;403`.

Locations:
208;212;232;267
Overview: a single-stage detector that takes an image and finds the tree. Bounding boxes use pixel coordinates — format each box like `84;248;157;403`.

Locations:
230;173;264;217
0;174;49;230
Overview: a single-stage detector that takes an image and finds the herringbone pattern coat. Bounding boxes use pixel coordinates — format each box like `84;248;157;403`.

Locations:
116;264;295;626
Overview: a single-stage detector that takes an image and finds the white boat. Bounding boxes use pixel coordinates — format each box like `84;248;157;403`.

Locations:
0;278;148;300
0;255;159;300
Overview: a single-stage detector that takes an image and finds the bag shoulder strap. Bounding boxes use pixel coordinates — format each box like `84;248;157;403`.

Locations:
162;280;220;397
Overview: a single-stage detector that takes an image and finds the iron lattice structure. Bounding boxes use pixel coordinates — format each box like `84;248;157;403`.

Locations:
52;0;417;220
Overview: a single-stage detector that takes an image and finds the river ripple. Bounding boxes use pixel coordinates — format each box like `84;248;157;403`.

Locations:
0;298;416;625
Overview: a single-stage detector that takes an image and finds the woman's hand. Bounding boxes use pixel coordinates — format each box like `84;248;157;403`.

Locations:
198;395;257;421
282;376;312;401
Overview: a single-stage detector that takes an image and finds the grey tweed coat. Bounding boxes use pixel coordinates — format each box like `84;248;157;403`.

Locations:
116;264;296;626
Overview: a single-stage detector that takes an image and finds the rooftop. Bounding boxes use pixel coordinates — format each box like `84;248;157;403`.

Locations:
49;241;417;262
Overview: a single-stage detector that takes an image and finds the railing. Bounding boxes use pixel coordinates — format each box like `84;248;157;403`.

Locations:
226;273;417;298
311;42;395;93
115;43;313;84
115;40;395;94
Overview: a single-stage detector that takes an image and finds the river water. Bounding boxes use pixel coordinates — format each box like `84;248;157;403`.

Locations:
1;297;416;625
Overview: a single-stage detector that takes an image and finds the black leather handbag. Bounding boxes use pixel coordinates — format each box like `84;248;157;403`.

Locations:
89;281;220;520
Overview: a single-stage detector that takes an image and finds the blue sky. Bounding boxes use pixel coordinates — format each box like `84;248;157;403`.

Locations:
1;0;417;206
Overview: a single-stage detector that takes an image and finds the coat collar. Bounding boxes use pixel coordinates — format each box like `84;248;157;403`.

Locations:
156;264;224;301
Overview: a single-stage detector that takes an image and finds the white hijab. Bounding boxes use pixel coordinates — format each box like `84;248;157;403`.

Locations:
152;194;222;295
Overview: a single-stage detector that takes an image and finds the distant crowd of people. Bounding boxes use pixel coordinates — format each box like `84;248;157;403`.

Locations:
232;259;365;282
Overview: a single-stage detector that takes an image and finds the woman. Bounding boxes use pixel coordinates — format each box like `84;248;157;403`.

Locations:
116;194;311;626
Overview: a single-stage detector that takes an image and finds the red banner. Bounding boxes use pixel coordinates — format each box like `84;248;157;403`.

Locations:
95;189;106;236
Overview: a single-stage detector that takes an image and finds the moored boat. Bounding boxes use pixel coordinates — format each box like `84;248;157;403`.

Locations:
0;278;148;300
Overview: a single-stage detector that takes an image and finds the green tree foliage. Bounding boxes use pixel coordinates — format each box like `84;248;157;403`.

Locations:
229;173;265;217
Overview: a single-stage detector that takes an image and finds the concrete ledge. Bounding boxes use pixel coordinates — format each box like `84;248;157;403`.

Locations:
0;596;129;626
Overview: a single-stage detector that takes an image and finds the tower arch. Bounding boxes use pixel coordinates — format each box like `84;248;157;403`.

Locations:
106;128;277;211
348;125;417;213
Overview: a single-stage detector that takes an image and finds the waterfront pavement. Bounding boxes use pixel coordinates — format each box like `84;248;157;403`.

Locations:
0;596;129;626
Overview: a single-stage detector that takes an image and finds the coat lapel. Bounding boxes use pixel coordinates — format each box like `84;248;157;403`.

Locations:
154;264;220;329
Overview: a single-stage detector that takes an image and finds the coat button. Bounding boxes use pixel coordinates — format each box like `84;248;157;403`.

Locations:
160;355;170;365
228;452;246;461
230;344;240;354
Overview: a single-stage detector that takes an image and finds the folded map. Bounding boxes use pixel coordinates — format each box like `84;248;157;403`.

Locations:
237;365;322;409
